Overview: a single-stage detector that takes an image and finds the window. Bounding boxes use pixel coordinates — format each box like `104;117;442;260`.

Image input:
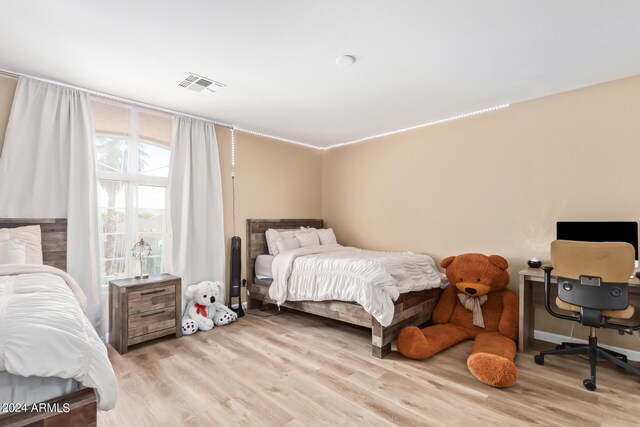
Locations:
92;99;172;284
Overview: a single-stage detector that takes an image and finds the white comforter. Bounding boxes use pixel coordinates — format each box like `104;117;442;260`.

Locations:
270;245;447;326
0;264;117;411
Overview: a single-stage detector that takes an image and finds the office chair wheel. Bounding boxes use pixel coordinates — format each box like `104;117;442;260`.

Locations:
534;355;544;365
583;379;597;391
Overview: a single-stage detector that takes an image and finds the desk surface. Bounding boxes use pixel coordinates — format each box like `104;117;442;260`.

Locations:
519;267;640;290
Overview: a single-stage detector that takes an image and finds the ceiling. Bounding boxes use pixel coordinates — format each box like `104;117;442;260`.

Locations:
1;1;640;148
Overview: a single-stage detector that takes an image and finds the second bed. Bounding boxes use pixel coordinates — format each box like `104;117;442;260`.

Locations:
246;219;446;357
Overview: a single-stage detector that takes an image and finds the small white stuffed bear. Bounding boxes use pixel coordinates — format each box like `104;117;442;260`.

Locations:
181;281;238;335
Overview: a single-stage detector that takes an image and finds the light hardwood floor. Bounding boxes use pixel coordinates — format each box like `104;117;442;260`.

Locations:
99;308;640;427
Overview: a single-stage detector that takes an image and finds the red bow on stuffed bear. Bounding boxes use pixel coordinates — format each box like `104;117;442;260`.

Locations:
195;303;207;317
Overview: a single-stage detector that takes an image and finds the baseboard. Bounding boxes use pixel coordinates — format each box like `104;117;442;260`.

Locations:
533;330;640;362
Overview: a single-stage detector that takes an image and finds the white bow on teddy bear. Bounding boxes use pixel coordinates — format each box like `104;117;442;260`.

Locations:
181;281;238;335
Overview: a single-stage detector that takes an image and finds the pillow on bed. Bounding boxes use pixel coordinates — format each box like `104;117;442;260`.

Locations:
276;237;301;254
0;225;43;265
295;229;320;247
300;227;337;245
0;239;27;264
317;228;337;245
265;228;297;256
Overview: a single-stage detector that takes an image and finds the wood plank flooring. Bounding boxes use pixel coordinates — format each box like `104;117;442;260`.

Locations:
98;308;640;427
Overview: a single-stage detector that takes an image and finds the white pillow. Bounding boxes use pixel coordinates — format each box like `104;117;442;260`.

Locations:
0;239;27;264
276;238;301;254
295;229;320;248
265;228;297;256
0;225;43;265
317;228;337;245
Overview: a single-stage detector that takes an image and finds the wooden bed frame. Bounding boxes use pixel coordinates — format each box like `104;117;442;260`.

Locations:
246;219;442;358
0;218;98;427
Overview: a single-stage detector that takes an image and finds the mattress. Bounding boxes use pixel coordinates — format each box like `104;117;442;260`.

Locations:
255;254;275;279
0;371;80;410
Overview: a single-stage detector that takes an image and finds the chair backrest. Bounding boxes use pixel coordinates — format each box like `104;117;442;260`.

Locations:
551;240;634;311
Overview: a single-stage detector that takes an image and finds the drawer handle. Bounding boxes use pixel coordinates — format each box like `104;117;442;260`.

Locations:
141;289;166;296
140;310;166;318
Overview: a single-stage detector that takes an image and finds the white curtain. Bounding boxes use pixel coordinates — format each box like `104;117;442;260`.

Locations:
165;116;225;303
0;77;104;337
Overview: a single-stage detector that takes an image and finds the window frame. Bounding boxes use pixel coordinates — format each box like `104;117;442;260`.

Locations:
94;104;170;284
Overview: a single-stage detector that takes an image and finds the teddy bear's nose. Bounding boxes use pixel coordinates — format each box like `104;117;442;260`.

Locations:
464;287;477;295
210;296;216;303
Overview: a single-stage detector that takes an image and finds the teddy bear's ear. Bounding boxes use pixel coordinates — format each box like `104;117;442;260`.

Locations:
186;284;198;300
440;256;456;268
488;255;509;270
214;281;225;301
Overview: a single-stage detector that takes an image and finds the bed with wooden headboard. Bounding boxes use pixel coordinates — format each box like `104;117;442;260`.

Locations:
0;218;68;269
0;218;98;427
246;218;442;358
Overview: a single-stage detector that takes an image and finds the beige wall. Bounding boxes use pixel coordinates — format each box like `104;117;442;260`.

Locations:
322;74;640;352
218;129;323;285
0;75;18;156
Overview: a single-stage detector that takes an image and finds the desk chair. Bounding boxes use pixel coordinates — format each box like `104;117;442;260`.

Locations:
534;240;640;391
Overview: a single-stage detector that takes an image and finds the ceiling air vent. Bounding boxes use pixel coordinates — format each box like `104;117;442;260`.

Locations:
178;73;227;93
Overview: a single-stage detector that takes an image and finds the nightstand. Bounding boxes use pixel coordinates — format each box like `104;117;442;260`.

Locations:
109;274;181;354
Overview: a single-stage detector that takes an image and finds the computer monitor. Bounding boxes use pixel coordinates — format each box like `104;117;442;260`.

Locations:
556;221;639;261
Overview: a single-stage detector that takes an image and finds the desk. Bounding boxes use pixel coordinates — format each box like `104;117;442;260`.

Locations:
518;268;640;353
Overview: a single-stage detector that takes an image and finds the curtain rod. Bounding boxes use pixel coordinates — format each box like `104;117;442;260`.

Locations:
0;68;234;129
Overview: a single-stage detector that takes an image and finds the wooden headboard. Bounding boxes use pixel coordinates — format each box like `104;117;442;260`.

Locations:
246;218;323;285
0;218;67;271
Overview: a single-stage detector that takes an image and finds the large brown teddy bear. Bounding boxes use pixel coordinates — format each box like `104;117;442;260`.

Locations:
397;253;519;387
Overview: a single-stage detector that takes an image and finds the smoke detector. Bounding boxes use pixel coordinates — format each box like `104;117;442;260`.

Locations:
178;73;227;93
336;55;356;67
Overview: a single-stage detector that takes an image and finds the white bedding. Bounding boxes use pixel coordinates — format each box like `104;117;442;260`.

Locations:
0;264;117;411
270;244;446;326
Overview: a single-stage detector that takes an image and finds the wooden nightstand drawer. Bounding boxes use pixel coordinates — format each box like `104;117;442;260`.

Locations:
128;328;177;346
128;284;176;314
109;274;181;354
128;307;176;338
